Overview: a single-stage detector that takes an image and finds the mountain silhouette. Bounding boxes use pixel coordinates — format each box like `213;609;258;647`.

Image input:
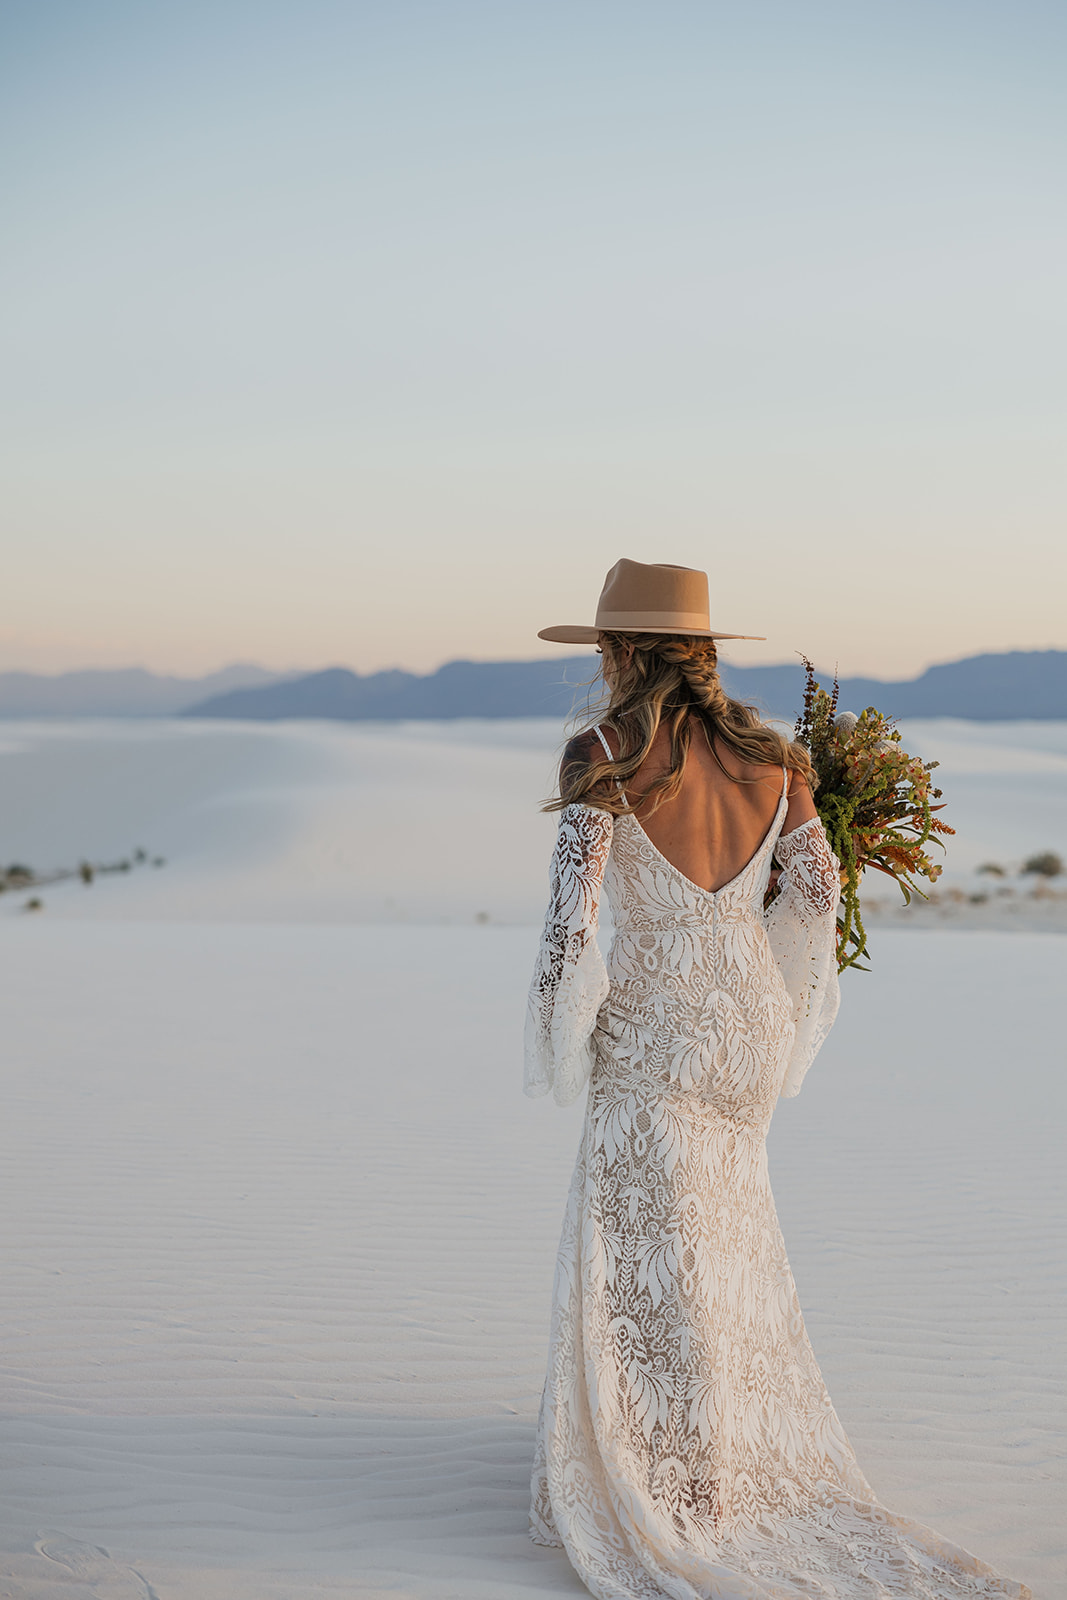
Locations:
179;649;1067;723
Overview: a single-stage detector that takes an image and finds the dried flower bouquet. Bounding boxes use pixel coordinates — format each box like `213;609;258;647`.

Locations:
792;659;955;972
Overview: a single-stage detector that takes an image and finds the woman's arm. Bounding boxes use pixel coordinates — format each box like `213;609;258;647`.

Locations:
765;769;817;902
765;806;841;1095
524;802;614;1106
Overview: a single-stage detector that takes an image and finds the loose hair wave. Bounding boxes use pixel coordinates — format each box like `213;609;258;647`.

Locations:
545;631;814;816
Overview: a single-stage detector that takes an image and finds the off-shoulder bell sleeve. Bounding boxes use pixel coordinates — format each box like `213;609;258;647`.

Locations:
524;802;613;1106
764;815;841;1098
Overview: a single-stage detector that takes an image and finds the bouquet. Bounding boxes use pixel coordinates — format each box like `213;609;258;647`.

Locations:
793;659;954;972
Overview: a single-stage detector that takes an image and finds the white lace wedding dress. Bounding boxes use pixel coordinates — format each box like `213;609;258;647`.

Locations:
524;749;1029;1600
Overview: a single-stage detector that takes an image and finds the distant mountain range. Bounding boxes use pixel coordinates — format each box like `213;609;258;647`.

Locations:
1;650;1062;722
180;648;1067;723
0;664;281;717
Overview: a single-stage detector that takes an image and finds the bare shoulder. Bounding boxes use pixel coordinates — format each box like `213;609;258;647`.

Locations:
563;726;608;764
559;726;612;793
783;766;817;831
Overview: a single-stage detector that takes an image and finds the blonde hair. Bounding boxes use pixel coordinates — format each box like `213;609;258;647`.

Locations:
545;631;814;816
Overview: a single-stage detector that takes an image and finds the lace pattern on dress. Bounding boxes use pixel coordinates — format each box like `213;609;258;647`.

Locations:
764;816;842;1098
524;802;613;1107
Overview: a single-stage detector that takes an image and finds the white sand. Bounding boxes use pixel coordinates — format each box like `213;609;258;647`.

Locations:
0;718;563;926
0;719;1063;1597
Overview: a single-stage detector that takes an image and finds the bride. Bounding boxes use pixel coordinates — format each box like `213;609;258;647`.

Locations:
524;560;1028;1600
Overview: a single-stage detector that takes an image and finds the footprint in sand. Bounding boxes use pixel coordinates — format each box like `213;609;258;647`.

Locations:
32;1535;158;1600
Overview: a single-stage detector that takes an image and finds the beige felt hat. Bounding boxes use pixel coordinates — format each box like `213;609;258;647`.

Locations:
538;559;765;644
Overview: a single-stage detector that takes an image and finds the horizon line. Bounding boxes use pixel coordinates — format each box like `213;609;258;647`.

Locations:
2;644;1066;688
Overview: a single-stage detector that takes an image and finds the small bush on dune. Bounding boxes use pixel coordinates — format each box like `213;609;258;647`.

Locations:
1022;851;1064;878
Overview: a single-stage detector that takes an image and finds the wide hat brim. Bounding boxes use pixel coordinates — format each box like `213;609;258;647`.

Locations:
538;624;765;644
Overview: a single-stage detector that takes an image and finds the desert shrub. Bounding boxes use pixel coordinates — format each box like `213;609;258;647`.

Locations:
976;862;1005;877
1022;851;1064;878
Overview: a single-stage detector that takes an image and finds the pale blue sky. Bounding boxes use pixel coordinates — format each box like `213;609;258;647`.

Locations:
2;1;1064;678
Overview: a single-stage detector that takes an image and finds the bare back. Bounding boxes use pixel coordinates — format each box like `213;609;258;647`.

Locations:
598;718;815;893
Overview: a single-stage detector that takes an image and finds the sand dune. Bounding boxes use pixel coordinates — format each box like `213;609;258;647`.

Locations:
0;719;1063;1596
0;718;562;924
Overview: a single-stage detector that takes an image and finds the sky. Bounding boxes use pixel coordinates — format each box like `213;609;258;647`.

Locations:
2;0;1065;681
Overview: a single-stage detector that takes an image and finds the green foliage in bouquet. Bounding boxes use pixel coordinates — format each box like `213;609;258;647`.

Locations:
794;659;955;973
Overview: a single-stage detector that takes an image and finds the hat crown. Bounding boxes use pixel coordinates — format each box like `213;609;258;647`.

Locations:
595;559;709;632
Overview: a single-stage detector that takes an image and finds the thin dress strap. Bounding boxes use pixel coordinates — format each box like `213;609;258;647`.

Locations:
592;724;628;799
781;765;789;800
